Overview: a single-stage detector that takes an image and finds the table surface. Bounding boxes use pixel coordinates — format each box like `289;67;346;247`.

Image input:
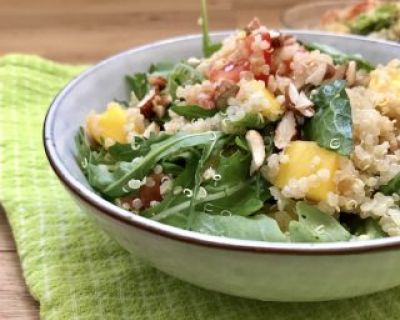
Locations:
0;0;293;318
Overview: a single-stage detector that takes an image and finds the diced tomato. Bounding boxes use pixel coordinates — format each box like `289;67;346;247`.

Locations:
208;32;273;83
255;73;270;83
348;1;370;19
261;32;272;65
120;174;162;210
139;174;162;208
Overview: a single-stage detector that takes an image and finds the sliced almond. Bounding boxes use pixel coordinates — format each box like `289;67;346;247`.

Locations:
245;130;266;175
346;61;357;86
274;111;297;149
305;63;327;86
286;83;314;117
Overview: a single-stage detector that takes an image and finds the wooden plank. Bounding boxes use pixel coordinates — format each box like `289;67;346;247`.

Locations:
0;252;39;319
0;206;16;251
0;292;39;320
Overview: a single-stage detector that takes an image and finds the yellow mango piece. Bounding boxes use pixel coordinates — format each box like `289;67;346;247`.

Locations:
274;141;341;202
240;80;284;122
369;59;400;120
251;80;283;121
369;60;400;93
86;102;128;145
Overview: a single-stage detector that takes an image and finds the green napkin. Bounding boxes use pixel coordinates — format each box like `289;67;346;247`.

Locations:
1;53;400;320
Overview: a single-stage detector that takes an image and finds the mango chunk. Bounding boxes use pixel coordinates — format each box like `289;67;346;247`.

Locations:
86;103;128;145
369;59;400;120
239;80;284;122
274;141;341;202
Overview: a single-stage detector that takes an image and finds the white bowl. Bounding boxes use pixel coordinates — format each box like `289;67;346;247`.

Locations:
44;31;400;301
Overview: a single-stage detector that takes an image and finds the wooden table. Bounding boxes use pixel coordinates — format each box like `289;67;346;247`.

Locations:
0;0;296;318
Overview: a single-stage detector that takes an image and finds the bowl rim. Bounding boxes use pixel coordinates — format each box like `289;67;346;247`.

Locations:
44;30;400;256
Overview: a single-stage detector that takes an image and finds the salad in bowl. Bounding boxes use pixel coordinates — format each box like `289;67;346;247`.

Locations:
75;7;400;243
321;0;400;41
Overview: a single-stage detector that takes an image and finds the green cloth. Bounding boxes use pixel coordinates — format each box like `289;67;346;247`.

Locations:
2;53;400;320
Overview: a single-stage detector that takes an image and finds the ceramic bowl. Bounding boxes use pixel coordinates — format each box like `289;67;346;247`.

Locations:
44;31;400;302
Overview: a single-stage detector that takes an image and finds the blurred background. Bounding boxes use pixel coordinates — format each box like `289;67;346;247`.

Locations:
0;0;310;63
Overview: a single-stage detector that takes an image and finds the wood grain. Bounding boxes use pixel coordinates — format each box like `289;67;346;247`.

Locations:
0;0;293;318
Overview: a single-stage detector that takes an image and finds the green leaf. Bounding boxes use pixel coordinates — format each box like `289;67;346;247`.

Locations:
102;131;225;198
303;42;374;72
197;151;270;218
305;80;353;156
107;134;170;162
148;61;175;77
192;212;287;242
167;63;204;99
170;104;219;119
149;149;271;224
75;127;110;170
150;179;263;223
200;0;222;57
222;112;265;134
349;3;398;35
289;202;351;242
187;134;227;228
379;172;400;195
361;218;387;239
126;73;149;100
87;162;136;197
142;153;200;222
75;127;91;168
234;136;249;151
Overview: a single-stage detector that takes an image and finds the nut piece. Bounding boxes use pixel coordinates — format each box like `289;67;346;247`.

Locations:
346;61;357;86
245;130;266;175
274;111;297;149
148;75;167;90
214;80;240;109
286;83;314;117
138;89;157;118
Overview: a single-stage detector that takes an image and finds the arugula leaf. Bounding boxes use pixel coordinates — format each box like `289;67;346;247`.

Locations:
303;42;374;72
349;3;398;35
289;202;351;242
379;172;400;196
149;150;270;224
87;162;135;196
359;218;386;239
75;127;92;169
340;213;386;239
101;131;225;198
75;127;110;169
170;104;219;119
126;73;149;100
222;112;265;134
192;213;287;242
197;151;270;217
151;178;262;222
234;136;249;151
107;134;170;162
186;134;225;228
304;80;353;156
167;63;204;99
148;61;175;77
142;153;200;226
200;0;222;57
